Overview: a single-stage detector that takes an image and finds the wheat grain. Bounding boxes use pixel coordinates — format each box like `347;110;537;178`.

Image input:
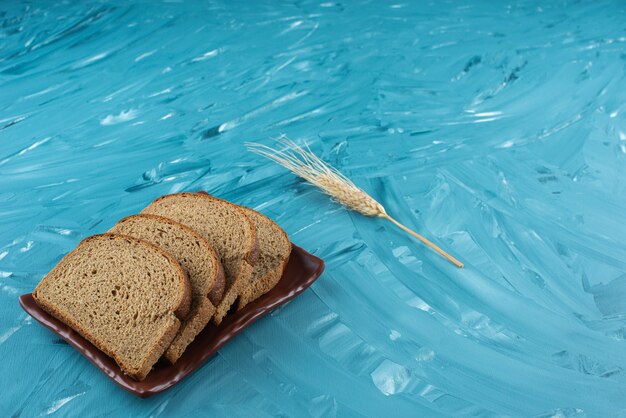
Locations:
246;138;464;268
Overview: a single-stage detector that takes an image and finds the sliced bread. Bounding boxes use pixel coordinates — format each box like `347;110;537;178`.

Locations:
142;192;259;324
109;214;224;363
237;207;291;309
33;234;191;380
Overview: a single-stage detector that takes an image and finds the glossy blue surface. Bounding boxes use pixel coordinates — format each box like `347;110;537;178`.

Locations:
2;0;626;416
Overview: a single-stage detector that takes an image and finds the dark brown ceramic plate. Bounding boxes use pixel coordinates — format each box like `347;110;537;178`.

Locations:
19;245;324;398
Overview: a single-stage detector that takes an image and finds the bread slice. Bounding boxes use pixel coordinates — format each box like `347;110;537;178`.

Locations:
110;214;224;363
33;234;191;380
237;207;291;309
142;193;259;324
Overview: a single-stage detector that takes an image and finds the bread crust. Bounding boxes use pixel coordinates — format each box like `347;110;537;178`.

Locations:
164;297;215;363
33;233;190;380
208;267;225;305
212;260;253;325
237;209;260;266
247;249;291;306
235;208;292;309
209;257;225;305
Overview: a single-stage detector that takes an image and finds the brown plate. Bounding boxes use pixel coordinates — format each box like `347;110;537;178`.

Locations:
19;244;324;398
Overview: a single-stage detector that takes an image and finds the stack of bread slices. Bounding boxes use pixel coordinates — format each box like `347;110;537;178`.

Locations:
33;192;291;380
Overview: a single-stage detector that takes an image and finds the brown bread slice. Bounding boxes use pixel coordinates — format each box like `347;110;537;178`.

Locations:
237;207;291;309
142;192;259;324
32;234;191;380
110;214;224;363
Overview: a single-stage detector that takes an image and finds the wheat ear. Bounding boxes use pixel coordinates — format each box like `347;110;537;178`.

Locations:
246;138;464;268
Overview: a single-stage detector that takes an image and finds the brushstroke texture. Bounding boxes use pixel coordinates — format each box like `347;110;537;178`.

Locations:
1;0;626;416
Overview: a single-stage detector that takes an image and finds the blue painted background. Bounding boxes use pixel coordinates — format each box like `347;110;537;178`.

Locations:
2;0;626;416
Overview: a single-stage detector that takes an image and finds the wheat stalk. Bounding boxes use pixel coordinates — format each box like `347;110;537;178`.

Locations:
246;138;464;268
